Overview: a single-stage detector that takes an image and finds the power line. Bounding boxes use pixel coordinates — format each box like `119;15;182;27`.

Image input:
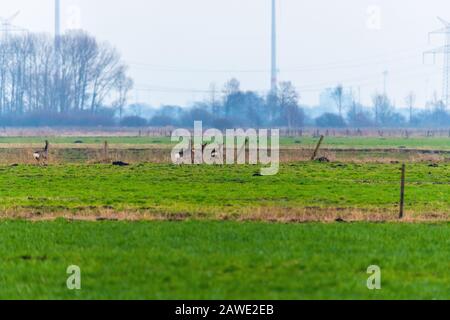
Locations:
133;67;437;96
129;63;268;73
128;47;427;74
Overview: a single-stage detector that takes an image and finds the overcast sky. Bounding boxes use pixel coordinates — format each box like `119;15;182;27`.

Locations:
1;0;450;109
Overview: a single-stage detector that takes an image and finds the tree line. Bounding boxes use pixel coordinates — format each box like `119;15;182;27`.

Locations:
0;31;132;126
138;80;450;129
1;30;449;129
137;79;305;129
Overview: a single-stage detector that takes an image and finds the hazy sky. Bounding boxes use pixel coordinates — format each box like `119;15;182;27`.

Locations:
2;0;450;109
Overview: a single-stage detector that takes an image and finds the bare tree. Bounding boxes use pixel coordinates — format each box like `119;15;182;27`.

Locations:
0;31;131;119
347;90;362;126
222;78;241;117
278;81;303;128
222;78;240;98
372;93;392;125
332;84;344;117
113;73;134;120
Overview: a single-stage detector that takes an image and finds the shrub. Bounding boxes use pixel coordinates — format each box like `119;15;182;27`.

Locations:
119;116;148;127
0;111;116;127
315;113;347;128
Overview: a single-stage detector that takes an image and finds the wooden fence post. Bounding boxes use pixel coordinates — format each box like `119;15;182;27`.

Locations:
237;138;249;160
399;164;406;219
103;141;109;162
311;135;325;161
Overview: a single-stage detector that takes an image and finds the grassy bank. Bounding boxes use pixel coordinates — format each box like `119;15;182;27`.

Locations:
0;220;448;299
0;163;449;219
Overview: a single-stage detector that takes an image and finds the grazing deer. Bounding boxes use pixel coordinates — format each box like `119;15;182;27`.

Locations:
33;140;49;165
202;143;220;161
174;149;184;163
174;143;218;164
211;148;218;159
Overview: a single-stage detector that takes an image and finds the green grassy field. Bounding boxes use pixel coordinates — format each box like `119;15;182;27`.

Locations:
1;136;450;150
0;220;448;300
1;163;449;219
1;154;449;299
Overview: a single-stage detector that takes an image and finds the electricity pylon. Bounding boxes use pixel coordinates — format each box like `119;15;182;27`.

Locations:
0;11;27;41
424;17;450;108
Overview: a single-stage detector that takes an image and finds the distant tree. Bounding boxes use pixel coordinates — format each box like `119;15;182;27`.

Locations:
240;91;265;127
120;115;148;127
315;113;346;128
149;115;178;127
113;74;134;120
347;109;375;127
347;92;357;121
157;105;183;119
222;78;240;97
404;91;416;124
212;117;233;130
0;31;130;121
181;107;214;127
371;93;407;127
332;84;344;117
222;78;242;117
422;94;450;127
278;81;304;128
223;90;264;127
146;105;184;126
129;103;143;117
372;93;392;126
386;112;406;127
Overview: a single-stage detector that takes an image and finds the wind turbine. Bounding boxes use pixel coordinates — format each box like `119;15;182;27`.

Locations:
55;0;61;48
270;0;278;94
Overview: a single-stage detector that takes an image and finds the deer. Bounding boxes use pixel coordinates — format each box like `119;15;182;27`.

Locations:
33;140;49;165
202;143;219;161
174;143;219;164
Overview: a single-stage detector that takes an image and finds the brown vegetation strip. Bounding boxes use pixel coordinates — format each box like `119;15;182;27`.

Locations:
1;147;449;164
1;207;448;223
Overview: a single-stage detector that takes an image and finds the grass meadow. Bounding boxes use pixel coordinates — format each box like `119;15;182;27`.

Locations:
0;163;449;220
0;134;449;299
0;220;448;300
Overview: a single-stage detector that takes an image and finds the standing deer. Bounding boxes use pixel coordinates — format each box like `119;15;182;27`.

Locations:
33;140;49;165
